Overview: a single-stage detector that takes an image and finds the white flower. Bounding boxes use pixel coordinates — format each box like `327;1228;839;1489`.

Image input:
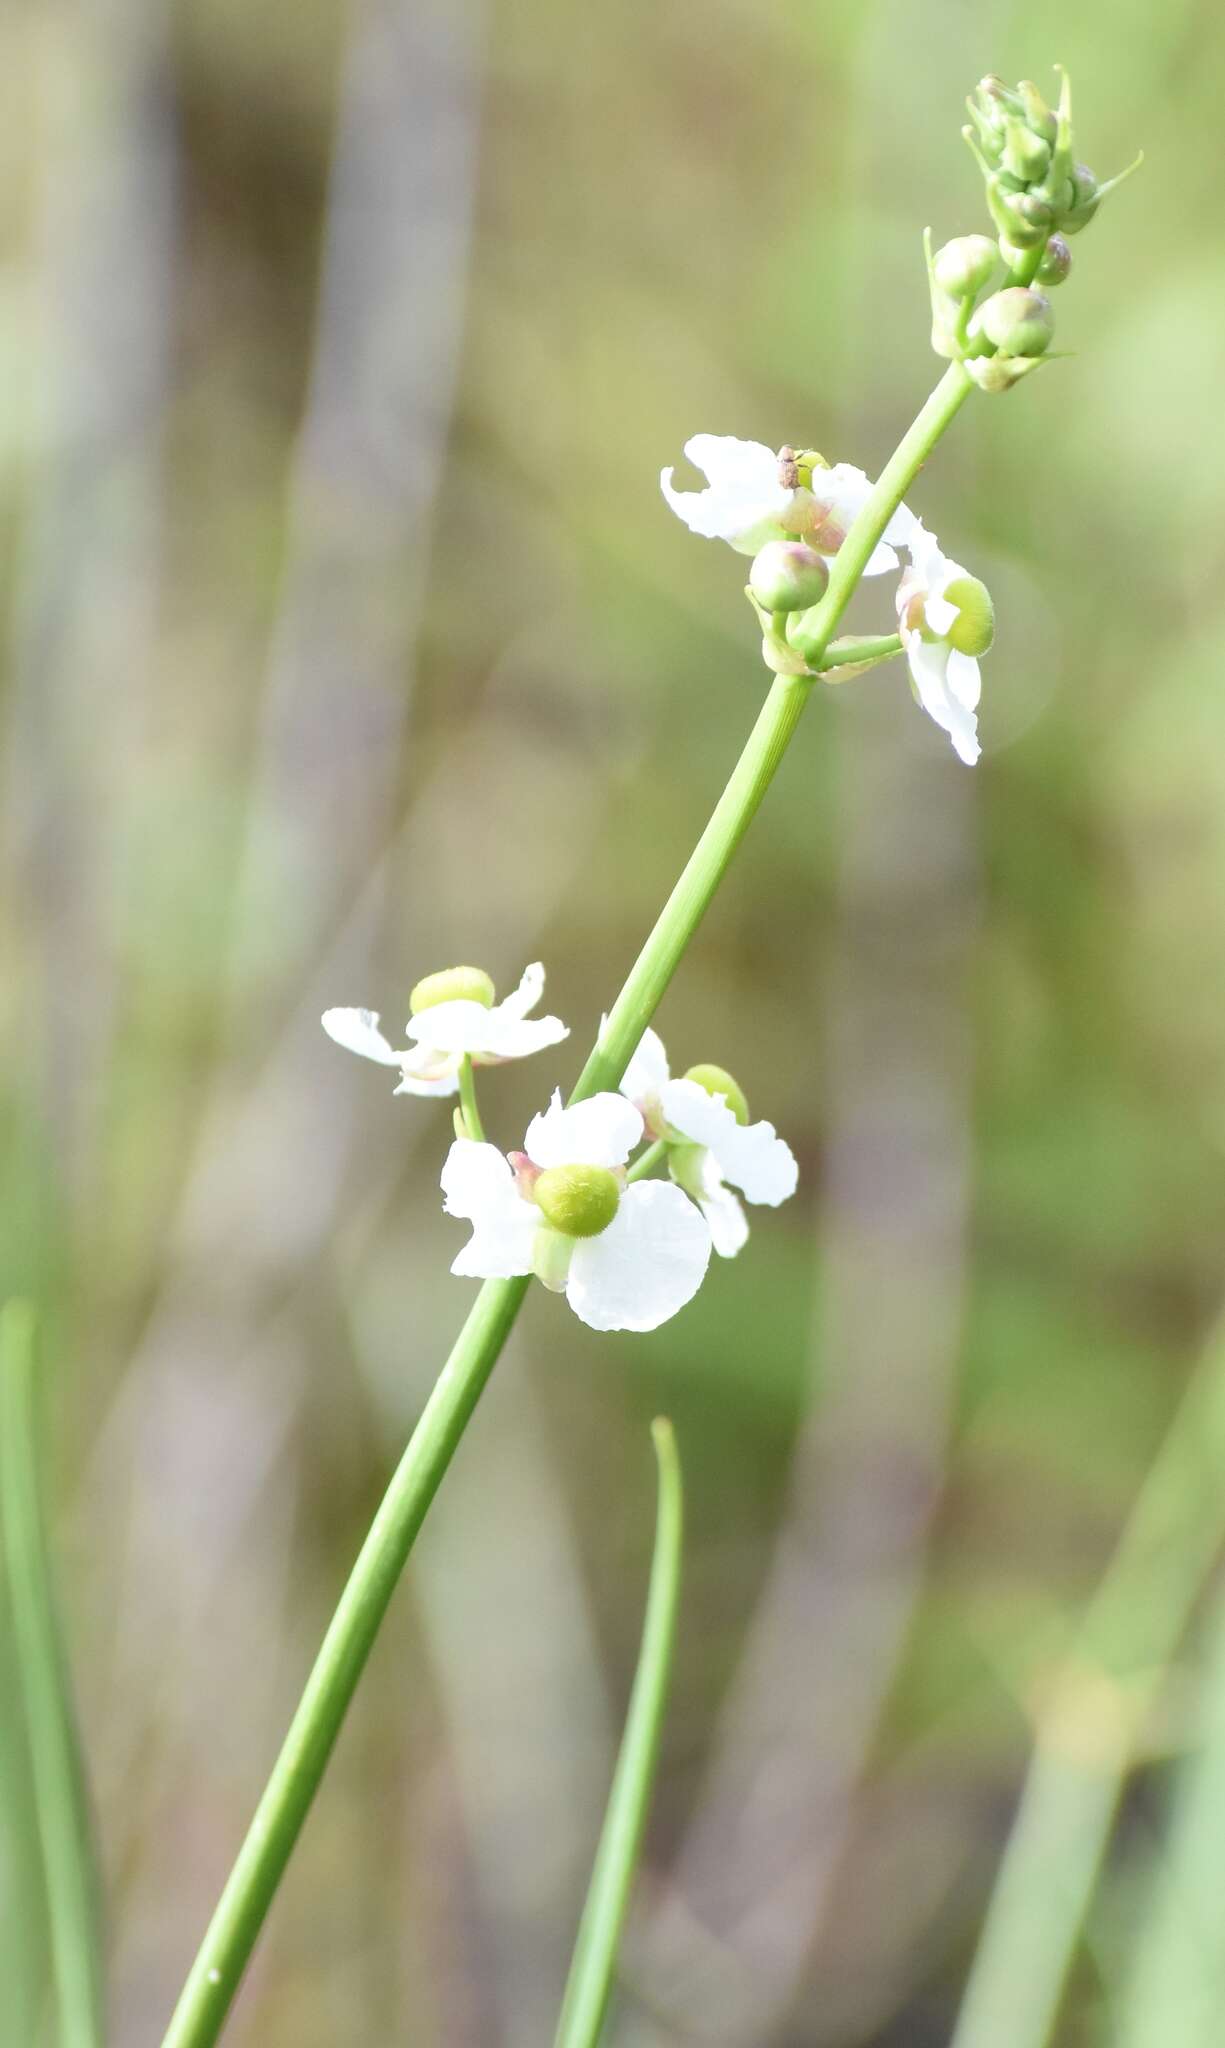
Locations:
441;1090;712;1333
895;523;987;767
321;961;568;1098
660;434;915;576
619;1027;798;1258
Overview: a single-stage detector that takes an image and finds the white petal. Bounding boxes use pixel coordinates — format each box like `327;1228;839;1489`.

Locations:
820;462;873;515
392;1046;461;1098
405;997;568;1061
861;538;901;577
684;434;781;485
321;1007;406;1068
499;961;546;1020
946;646;982;711
807;465;900;577
566;1182;711;1332
618;1025;671;1103
479;1011;570;1061
660;435;792;554
906;638;981;765
524;1090;644;1170
660;1079;798;1205
906;520;944;579
924;588;959;636
440;1141;538;1278
698;1176;750;1258
884;498;918;548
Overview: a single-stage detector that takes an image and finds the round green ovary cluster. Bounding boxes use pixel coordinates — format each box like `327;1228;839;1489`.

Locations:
409;965;495;1014
683;1063;749;1126
943;576;995;656
533;1164;620;1238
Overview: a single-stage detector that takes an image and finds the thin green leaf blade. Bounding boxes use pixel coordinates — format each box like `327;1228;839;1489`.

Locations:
1;1301;105;2048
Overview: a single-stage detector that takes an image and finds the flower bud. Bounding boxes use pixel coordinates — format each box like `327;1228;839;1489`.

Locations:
683;1063;749;1126
971;76;1023;150
1016;79;1058;145
972;286;1054;358
1058;162;1099;234
533;1164;620;1238
931;234;998;300
1001;117;1051;186
986;180;1054;248
749;540;829;613
1036;234;1072;287
410;965;496;1014
942;576;995;657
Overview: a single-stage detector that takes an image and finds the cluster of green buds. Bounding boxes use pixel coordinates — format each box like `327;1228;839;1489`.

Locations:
965;69;1138;258
925;69;1140;393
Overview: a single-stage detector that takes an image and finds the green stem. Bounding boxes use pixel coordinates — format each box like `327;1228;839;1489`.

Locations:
160;356;978;2048
625;1140;668;1185
554;1418;683;2048
160;1275;530;2048
818;632;904;674
950;1315;1225;2048
457;1054;486;1142
0;1302;105;2048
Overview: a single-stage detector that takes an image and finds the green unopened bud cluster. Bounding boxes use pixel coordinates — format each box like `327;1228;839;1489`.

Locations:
965;69;1138;260
924;68;1139;392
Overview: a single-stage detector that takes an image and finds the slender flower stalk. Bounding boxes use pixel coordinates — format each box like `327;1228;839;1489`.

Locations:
160;356;984;2048
456;1053;486;1142
554;1418;683;2048
0;1302;105;2048
950;1313;1225;2048
818;632;903;673
625;1138;668;1184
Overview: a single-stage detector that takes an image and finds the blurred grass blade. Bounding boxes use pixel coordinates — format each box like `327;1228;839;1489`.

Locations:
1117;1576;1225;2048
554;1417;684;2048
1;1302;105;2047
951;1313;1225;2048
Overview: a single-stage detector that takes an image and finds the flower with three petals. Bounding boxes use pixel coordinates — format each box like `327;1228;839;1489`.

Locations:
321;962;567;1098
619;1028;798;1257
661;434;916;576
895;523;993;766
441;1091;712;1332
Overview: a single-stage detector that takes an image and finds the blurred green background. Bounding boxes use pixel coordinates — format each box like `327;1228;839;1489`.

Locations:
2;1;1223;2042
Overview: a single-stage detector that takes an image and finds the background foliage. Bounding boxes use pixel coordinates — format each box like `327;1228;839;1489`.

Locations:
1;1;1222;2042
